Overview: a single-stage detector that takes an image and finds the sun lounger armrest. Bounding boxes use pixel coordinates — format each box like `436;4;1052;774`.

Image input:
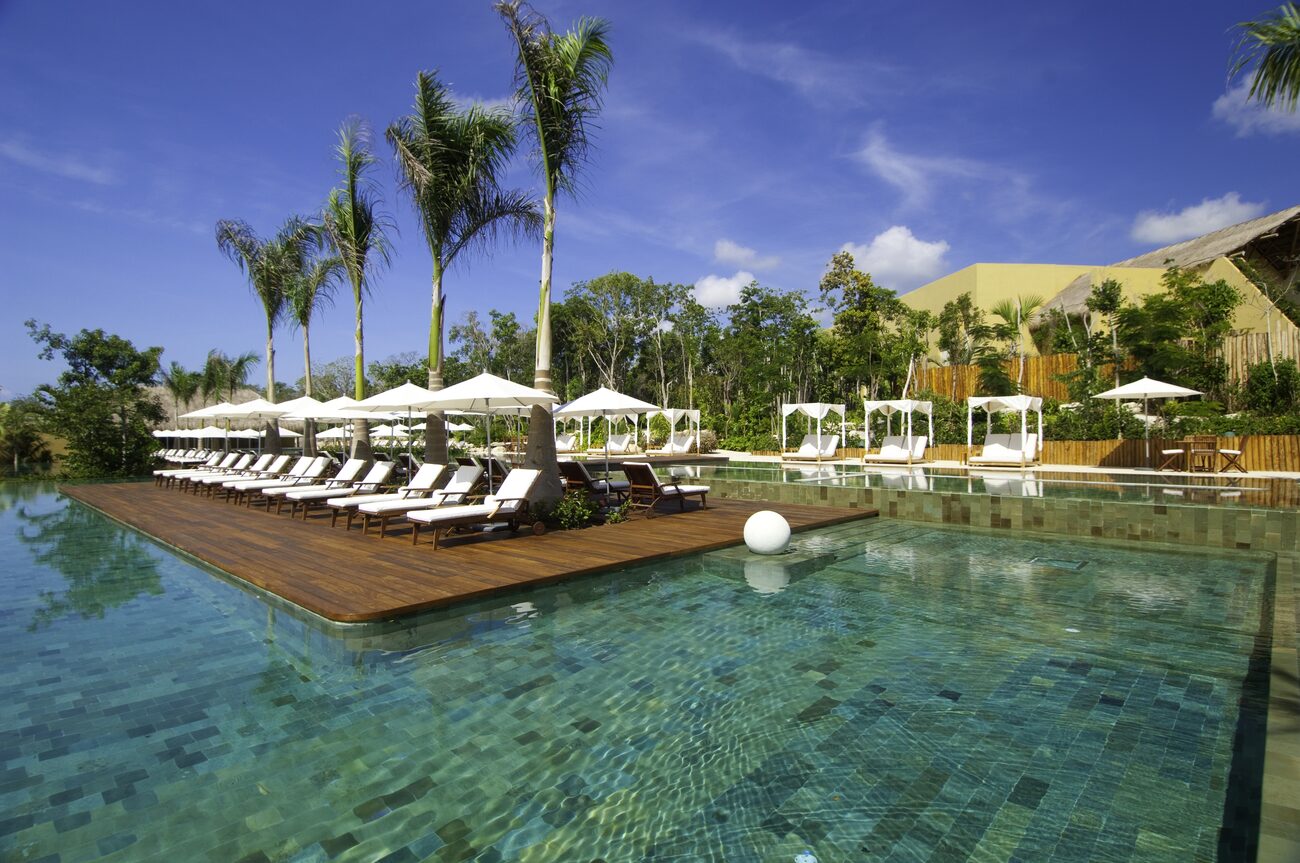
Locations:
486;496;529;518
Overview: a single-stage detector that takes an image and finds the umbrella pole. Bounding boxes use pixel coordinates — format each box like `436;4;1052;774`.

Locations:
1144;395;1151;467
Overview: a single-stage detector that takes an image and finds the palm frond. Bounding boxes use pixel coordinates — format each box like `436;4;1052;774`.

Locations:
1230;2;1300;110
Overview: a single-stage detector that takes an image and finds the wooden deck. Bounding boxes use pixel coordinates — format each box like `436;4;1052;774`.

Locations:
61;482;875;624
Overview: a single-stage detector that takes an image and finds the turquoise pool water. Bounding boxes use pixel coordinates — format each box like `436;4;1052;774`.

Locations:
680;462;1297;509
1;484;1271;861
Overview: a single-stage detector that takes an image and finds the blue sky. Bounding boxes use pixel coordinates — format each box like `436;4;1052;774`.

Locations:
3;0;1298;398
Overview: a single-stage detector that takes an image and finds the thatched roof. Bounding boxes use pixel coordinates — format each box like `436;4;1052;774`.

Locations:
1111;204;1300;269
1043;204;1300;315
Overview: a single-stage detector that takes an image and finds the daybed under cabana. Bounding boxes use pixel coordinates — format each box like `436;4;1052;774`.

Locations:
861;399;932;465
780;403;845;462
966;395;1043;468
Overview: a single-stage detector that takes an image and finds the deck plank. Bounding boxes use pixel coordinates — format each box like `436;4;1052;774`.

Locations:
60;481;876;623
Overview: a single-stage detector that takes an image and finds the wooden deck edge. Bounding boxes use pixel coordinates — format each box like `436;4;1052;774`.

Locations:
59;484;877;624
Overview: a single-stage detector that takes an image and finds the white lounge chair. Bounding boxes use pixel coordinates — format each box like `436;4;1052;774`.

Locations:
357;464;484;536
262;458;367;509
155;452;222;484
281;460;395;519
589;434;634;455
407;468;542;549
178;453;255;491
783;434;839;462
555;432;577;453
195;453;279;495
649;432;694;456
968;433;1039;467
229;456;330;506
862;435;928;465
324;462;448;529
622;461;709;516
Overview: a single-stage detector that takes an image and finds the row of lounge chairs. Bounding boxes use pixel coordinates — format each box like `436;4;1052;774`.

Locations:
154;450;710;550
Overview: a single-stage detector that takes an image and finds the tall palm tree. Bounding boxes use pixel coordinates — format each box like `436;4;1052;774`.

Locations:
498;0;612;497
201;350;258;448
160;361;201;424
284;239;341;456
1231;3;1300;110
387;70;541;463
322;119;392;460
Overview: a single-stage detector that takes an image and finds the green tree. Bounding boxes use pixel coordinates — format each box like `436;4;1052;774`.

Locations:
25;321;164;478
1084;278;1124;386
284;239;342;456
159;361;201;423
202;350;260;404
0;397;52;475
937;293;992;399
989;294;1044;391
322;119;392;460
1231;2;1300;110
498;0;613;500
819;251;920;401
563;272;657;391
388;70;540;463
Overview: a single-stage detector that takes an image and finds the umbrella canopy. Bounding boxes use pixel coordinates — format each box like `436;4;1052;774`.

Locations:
355;381;440;411
1093;377;1202;401
369;424;409;438
189;425;229;439
421;373;557;491
271;395;327;418
555;387;659;474
416;372;557;412
219;398;289;419
554;386;658;418
1093;377;1202;465
315;426;353;440
179;402;234;420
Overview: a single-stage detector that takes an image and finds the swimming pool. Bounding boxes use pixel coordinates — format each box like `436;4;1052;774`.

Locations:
675;462;1300;510
1;484;1272;861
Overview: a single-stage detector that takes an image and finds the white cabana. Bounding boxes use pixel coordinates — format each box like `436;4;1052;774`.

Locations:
862;400;933;450
966;395;1044;457
649;408;701;453
420;372;558;491
555;386;660;474
781;403;846;461
1093;376;1202;464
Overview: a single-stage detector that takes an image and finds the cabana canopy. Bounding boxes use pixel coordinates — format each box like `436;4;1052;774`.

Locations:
966;395;1043;450
781;403;846;458
863;399;933;450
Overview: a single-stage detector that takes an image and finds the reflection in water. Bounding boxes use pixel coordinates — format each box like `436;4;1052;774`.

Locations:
743;557;792;594
15;494;164;630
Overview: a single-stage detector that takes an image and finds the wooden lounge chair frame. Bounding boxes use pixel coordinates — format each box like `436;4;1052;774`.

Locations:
622;462;708;517
409;469;541;550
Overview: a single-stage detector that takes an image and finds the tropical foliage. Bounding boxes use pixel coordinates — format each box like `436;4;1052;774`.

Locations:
1231;2;1300;110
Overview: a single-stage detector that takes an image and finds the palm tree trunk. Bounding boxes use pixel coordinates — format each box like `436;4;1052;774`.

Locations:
1110;317;1120;387
425;260;448;465
303;324;316;457
351;285;373;460
264;320;281;455
525;193;563;505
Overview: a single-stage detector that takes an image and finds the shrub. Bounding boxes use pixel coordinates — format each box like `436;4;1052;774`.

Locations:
697;429;718;453
1241;359;1300;416
550;490;597;530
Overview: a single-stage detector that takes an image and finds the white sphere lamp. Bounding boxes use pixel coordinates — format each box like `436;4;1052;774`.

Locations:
744;510;791;555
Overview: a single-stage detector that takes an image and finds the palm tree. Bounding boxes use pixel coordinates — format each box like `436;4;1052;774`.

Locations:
284;239;341;456
201;350;258;449
160;361;201;423
1231;3;1300;110
387;70;541;463
322;119;391;460
990;294;1044;391
498;0;612;497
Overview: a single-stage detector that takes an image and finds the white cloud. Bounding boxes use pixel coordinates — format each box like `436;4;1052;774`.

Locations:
714;238;780;270
841;226;950;291
1130;192;1267;244
688;30;889;106
449;91;514;112
855;128;989;211
0;138;117;185
1212;81;1300;137
693;270;755;307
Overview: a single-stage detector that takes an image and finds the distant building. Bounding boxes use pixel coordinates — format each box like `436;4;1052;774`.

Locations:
900;205;1300;357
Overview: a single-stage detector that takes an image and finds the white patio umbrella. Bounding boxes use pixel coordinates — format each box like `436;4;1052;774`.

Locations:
179;402;234;420
420;372;558;491
1093;377;1202;465
555;386;660;476
356;382;442;460
315;426;353;441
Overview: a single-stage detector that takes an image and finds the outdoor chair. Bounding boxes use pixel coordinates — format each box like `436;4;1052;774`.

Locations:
1158;445;1185;471
261;458;367;511
559;459;629;504
648;432;694;456
196;453;277;495
622;461;709;516
783;434;839;462
1219;443;1246;473
407;468;542;549
283;460;394;519
228;456;329;506
589;434;634;455
358;464;484;537
324;462;447;529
